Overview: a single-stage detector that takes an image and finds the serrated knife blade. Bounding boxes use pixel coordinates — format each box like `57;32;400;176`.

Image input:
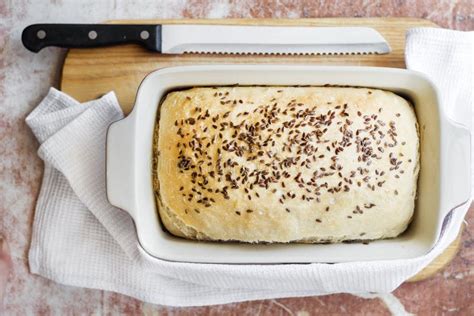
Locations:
162;25;391;55
22;23;391;55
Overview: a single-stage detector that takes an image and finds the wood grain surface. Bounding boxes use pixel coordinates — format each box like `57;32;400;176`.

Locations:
60;18;461;281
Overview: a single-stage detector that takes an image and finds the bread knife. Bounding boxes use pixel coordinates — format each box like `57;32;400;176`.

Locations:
22;24;391;55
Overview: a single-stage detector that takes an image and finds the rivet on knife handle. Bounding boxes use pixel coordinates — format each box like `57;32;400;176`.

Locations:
21;24;162;52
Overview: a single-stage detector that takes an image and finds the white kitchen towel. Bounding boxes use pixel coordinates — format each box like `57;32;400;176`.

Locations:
26;28;473;307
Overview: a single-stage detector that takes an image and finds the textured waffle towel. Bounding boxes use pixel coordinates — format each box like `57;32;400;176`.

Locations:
26;28;473;306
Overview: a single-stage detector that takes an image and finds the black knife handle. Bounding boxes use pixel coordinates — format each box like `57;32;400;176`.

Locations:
22;24;161;52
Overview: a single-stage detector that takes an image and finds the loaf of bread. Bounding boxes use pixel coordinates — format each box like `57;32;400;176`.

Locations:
153;86;419;243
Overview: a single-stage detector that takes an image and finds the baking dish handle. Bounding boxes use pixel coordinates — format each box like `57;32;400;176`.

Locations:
106;116;136;219
441;120;472;216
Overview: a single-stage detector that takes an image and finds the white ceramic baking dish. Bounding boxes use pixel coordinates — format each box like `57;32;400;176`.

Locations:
106;65;471;263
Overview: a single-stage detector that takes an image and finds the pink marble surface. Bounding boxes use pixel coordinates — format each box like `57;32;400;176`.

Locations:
0;0;473;314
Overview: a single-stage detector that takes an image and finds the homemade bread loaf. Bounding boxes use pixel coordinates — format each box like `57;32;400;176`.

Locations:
153;86;419;243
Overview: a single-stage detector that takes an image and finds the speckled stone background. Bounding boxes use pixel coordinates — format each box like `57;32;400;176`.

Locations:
0;0;473;315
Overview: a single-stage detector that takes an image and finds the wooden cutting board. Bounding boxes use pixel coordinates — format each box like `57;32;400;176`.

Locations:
60;18;462;281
